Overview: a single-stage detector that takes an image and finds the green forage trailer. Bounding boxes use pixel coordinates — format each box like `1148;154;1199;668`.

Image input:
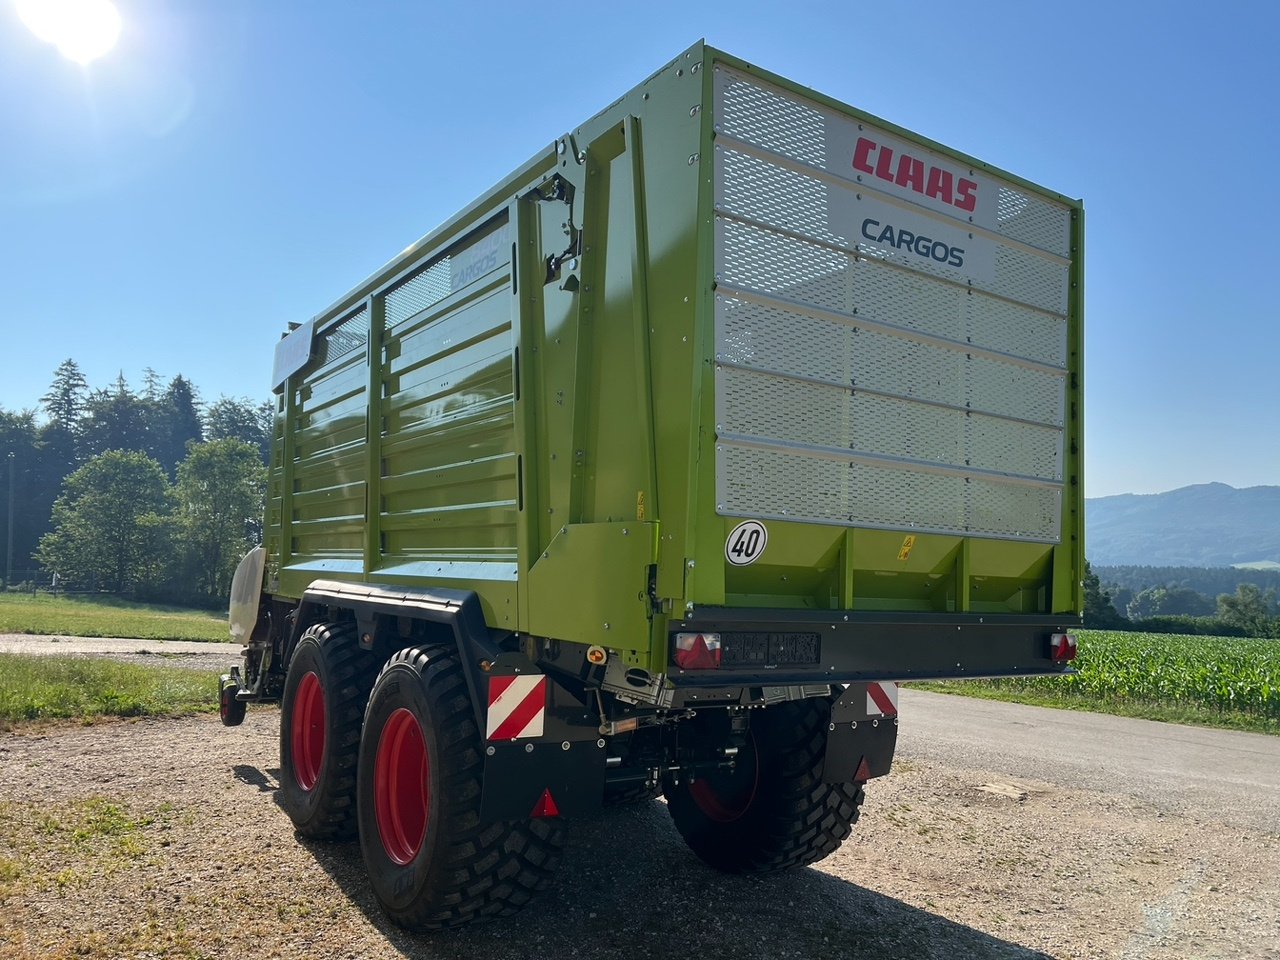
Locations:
220;40;1083;929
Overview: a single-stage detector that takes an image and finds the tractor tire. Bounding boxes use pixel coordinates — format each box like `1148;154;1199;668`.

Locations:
278;622;380;840
356;645;564;931
218;675;246;727
664;696;864;873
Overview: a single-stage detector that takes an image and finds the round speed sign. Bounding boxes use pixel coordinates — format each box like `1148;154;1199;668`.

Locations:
724;520;768;566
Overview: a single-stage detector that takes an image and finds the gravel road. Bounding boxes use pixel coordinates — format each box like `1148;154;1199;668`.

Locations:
0;651;1277;959
0;634;235;672
902;690;1280;835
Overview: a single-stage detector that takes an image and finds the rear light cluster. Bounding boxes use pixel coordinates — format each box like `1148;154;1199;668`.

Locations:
675;631;1078;669
673;632;721;670
671;631;823;670
1049;632;1078;662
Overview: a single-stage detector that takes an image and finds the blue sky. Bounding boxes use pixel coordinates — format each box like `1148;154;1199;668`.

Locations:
1;0;1276;498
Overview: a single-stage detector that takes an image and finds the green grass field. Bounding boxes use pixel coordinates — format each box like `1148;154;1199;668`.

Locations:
0;654;219;729
916;628;1280;734
0;593;228;642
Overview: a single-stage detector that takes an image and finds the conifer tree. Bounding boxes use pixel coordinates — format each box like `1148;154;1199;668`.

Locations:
40;359;88;429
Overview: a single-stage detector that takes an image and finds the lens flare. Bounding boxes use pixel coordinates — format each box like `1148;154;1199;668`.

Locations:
16;0;122;64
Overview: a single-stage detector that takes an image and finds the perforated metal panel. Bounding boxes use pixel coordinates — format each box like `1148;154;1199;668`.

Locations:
315;307;368;365
385;220;510;329
386;257;452;328
718;444;1061;541
712;67;1073;542
998;186;1071;257
716;74;826;166
717;366;1062;481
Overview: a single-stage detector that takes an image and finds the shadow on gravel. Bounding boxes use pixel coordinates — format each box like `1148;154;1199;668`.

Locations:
292;800;1056;960
231;764;279;793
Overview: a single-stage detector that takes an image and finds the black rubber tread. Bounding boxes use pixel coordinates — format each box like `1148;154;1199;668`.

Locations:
219;683;246;727
665;696;864;873
357;645;565;931
278;621;381;840
602;780;661;807
218;675;247;727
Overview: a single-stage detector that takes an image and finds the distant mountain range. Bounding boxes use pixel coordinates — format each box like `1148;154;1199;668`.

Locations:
1086;483;1280;567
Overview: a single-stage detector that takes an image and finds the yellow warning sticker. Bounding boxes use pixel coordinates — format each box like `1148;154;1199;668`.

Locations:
636;490;646;522
897;535;917;561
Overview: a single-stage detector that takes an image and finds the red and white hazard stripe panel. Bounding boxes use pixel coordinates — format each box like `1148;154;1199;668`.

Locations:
486;674;547;741
866;681;899;717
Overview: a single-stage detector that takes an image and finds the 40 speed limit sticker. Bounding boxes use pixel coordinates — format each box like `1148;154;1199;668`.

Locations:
725;520;768;566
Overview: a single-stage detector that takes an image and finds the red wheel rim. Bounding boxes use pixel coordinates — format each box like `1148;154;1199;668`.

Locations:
690;735;759;823
374;707;430;865
290;671;326;791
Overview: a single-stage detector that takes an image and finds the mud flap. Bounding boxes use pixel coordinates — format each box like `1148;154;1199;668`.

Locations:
478;655;606;822
822;682;899;783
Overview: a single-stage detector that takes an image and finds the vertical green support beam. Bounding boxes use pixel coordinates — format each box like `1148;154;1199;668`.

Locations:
1053;204;1085;615
839;529;856;608
364;294;383;580
279;379;298;572
683;49;725;608
567;124;623;525
626;115;666;674
955;539;972;612
1071;206;1086;613
511;195;543;629
624;115;659;524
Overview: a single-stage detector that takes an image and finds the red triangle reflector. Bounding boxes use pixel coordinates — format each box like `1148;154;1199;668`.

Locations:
530;788;560;819
854;756;871;783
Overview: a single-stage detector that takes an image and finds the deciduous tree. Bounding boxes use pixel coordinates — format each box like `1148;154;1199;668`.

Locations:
1216;583;1278;637
1126;585;1214;619
36;450;173;594
204;396;274;464
1083;559;1126;627
175;439;266;599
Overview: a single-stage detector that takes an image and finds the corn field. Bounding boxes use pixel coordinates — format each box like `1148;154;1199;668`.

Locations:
1004;630;1280;722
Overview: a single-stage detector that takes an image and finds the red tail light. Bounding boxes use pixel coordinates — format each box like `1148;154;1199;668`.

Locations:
1049;632;1078;662
673;632;721;669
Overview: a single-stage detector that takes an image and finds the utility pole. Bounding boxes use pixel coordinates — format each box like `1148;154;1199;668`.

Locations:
5;452;13;589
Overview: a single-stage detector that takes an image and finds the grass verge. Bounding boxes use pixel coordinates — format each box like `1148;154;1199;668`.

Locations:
0;593;228;642
0;654;219;729
911;679;1279;735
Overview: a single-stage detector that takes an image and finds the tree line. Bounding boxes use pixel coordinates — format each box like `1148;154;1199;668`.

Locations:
1;359;272;606
1095;564;1280;602
1084;562;1279;639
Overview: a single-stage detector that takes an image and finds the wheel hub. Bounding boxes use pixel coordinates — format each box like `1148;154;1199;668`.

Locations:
374;707;430;865
290;671;326;791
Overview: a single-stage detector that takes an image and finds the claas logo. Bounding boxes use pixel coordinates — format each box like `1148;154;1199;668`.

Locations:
852;136;978;213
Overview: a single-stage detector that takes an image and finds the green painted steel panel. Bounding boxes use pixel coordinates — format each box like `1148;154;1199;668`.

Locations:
263;41;1083;670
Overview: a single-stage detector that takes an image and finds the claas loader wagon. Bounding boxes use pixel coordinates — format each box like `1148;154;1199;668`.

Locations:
220;40;1083;930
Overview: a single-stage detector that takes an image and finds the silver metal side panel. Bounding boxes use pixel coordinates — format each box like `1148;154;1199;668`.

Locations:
712;66;1072;542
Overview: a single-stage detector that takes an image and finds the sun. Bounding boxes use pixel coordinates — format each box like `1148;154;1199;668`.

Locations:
16;0;122;64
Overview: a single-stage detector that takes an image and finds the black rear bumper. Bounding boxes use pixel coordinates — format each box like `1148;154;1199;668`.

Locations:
670;608;1080;687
